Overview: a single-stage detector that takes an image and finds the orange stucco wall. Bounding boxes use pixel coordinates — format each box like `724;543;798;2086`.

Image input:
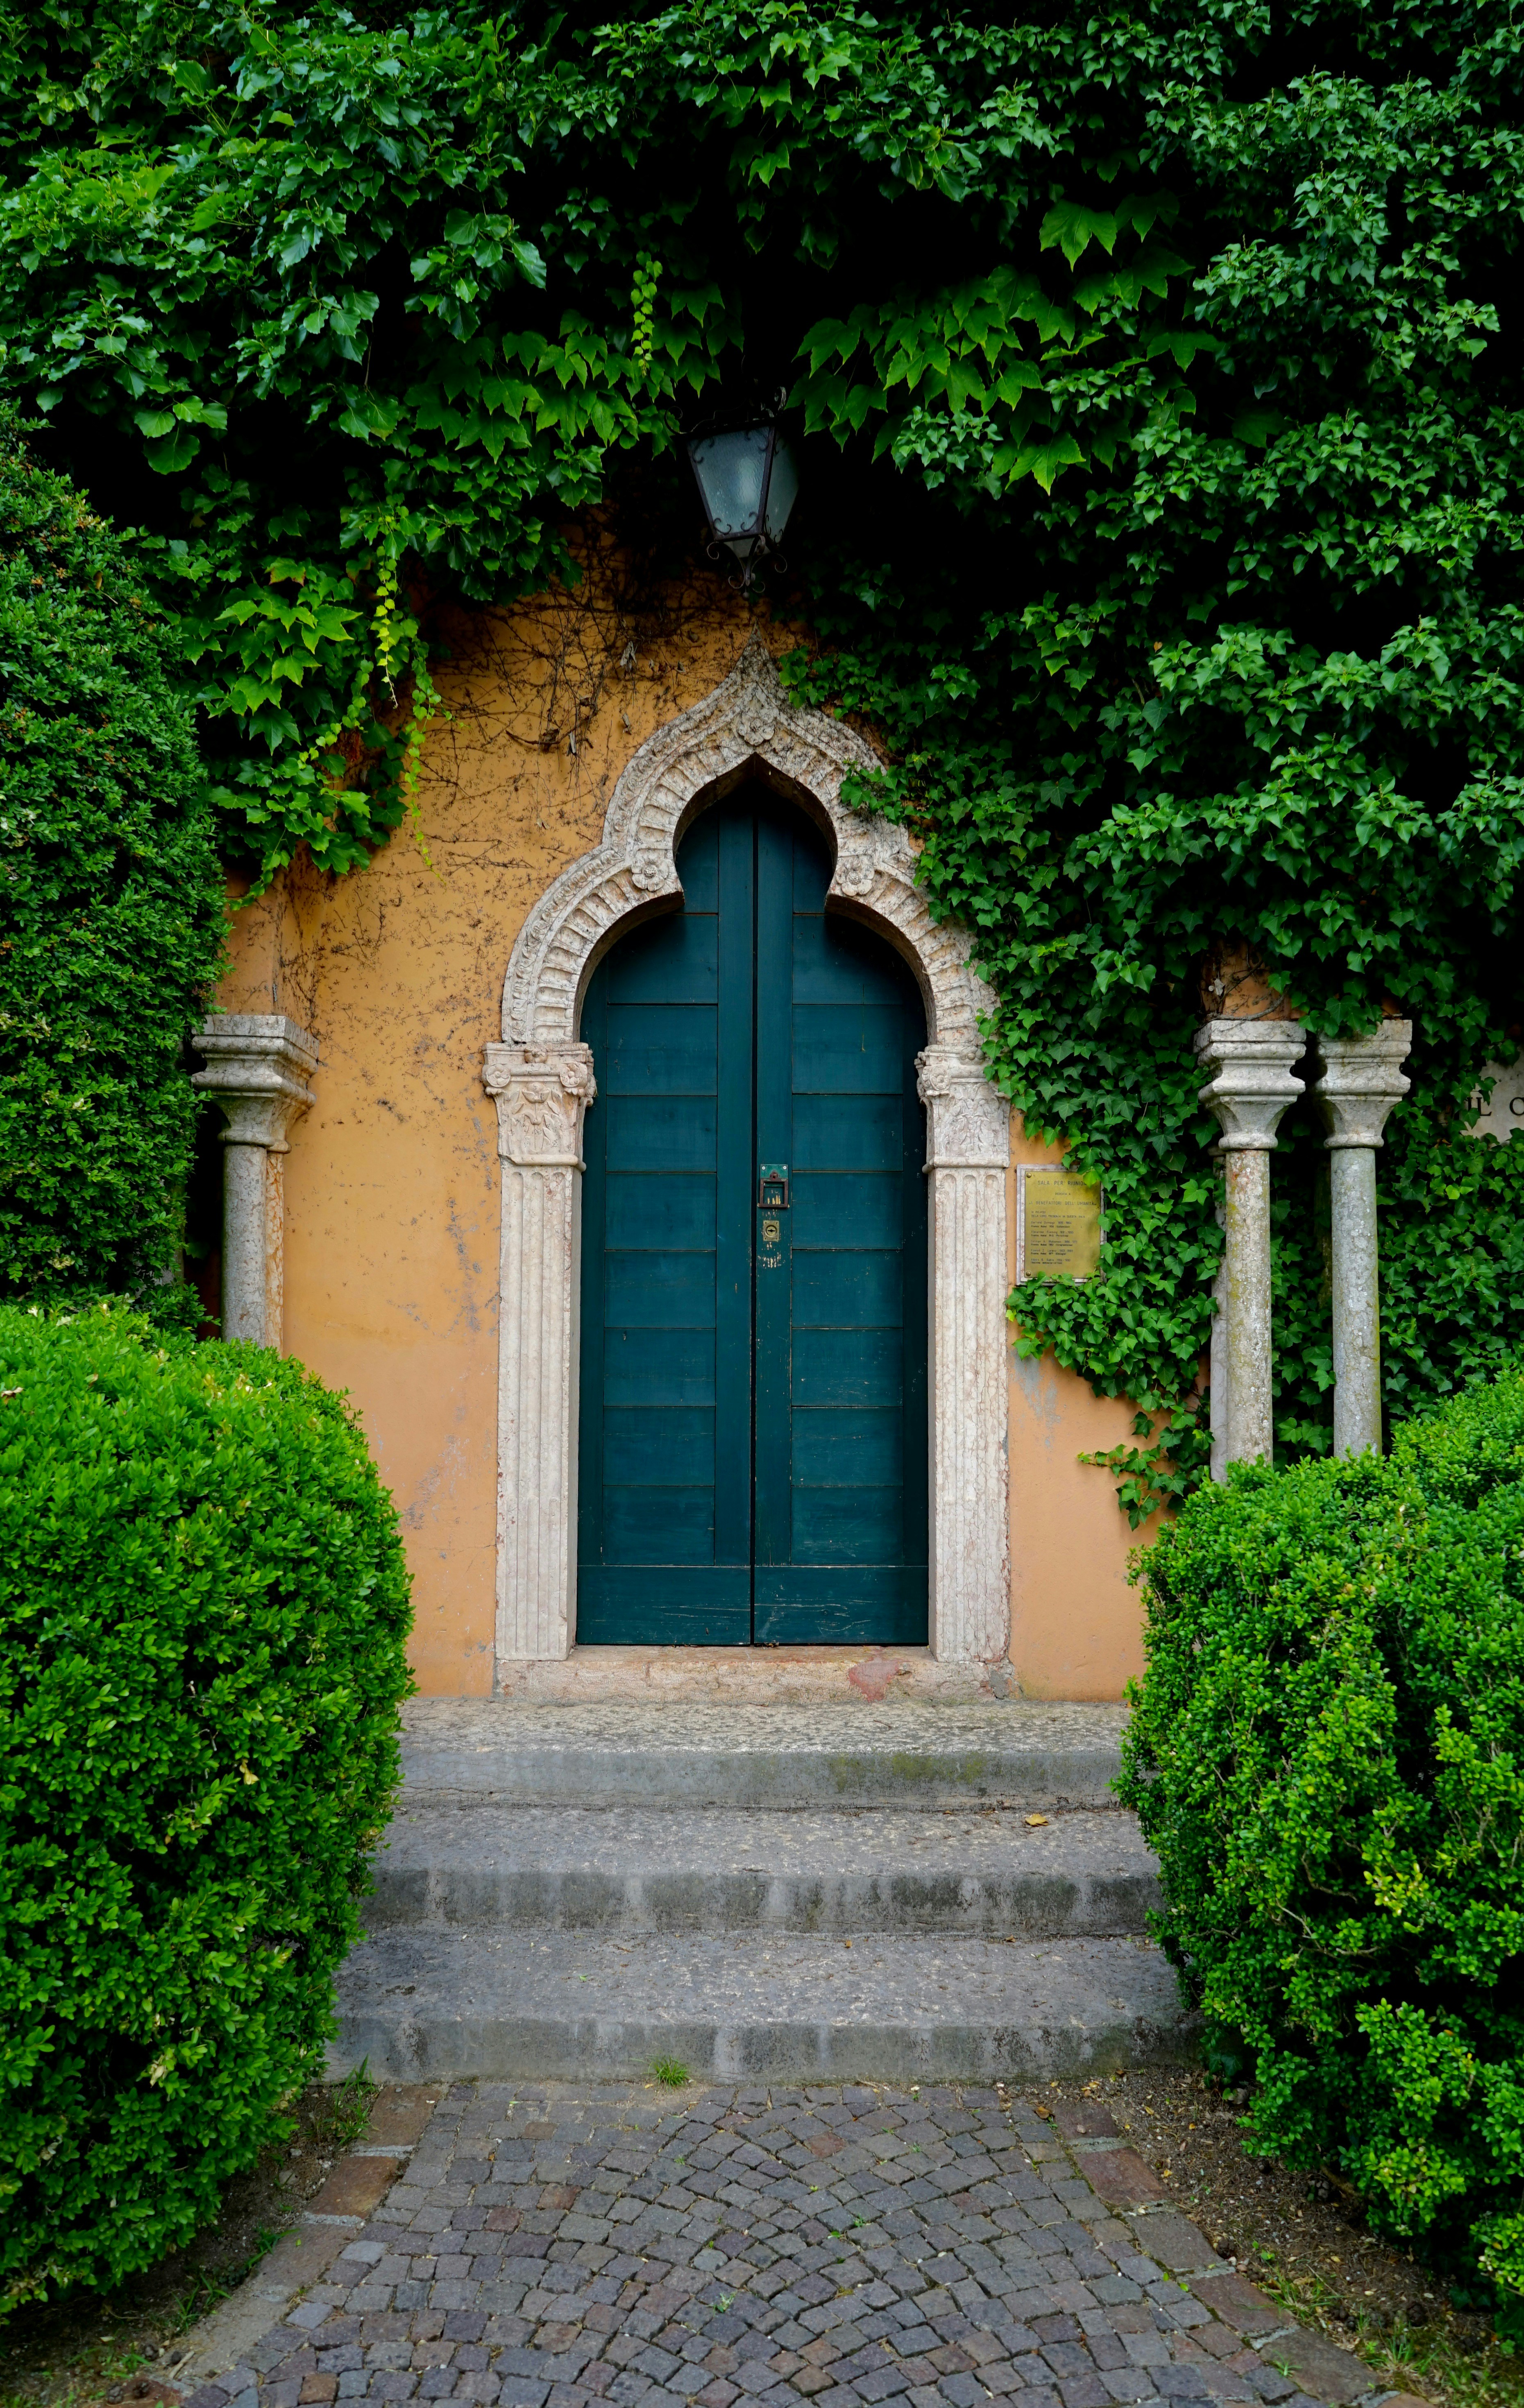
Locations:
220;586;769;1693
218;579;1159;1698
1005;1119;1159;1701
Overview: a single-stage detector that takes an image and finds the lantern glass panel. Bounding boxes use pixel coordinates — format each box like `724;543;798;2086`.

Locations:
689;425;771;539
763;438;799;543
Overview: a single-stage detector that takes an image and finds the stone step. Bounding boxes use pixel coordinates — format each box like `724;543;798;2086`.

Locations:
331;1928;1188;2083
365;1804;1159;1938
399;1699;1127;1809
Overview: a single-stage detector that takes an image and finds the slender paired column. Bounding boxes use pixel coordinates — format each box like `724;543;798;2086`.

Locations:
915;1044;1011;1666
193;1014;318;1348
1194;1018;1308;1469
1312;1023;1412;1457
1208;1179;1230;1484
482;1040;598;1663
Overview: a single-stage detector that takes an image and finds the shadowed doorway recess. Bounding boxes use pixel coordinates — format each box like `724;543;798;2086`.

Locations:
576;787;928;1645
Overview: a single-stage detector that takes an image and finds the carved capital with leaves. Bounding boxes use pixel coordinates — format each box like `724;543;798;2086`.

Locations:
483;1042;598;1168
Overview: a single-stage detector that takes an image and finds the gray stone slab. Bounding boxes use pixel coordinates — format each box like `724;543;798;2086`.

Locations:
332;1931;1188;2083
364;1807;1158;1939
398;1702;1126;1811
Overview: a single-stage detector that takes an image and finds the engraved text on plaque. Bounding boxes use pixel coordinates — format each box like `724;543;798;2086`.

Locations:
1017;1165;1103;1280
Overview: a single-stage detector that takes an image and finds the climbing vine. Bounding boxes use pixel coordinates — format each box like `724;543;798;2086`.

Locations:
1;0;1522;1485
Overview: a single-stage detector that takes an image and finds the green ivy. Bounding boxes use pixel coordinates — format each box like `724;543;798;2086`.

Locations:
1;0;1521;1486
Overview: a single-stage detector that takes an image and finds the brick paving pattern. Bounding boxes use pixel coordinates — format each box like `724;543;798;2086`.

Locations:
185;2085;1372;2408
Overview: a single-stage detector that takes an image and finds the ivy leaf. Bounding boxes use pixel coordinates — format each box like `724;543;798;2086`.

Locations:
1144;330;1221;370
144;422;202;473
334;388;398;442
946;358;987;413
510;235;547;288
1007;433;1086;490
1233;406;1284;447
1040;202;1119;268
1115;190;1179;241
189;188;235;233
993;361;1043;404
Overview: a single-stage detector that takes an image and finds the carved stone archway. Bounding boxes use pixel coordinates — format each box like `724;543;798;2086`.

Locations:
484;639;1009;1673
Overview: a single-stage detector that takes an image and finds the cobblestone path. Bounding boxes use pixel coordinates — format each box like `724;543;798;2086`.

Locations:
186;2084;1372;2408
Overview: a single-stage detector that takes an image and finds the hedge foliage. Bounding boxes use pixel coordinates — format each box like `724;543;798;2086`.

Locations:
0;408;225;1308
1118;1368;1524;2324
0;1304;413;2314
3;2;1522;1497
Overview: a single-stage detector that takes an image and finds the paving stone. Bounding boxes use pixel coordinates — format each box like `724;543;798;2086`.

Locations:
1186;2285;1280;2345
1121;2224;1223;2280
1077;2160;1166;2211
1258;2336;1370;2407
209;2084;1387;2408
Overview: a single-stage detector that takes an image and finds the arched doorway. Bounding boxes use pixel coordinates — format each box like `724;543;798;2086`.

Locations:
575;786;929;1645
486;638;1010;1671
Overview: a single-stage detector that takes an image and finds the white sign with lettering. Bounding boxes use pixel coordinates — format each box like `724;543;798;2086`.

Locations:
1469;1062;1524;1141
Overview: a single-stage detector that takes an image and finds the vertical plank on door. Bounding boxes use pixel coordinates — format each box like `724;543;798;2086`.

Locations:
575;809;748;1640
752;808;795;1600
714;808;756;1580
753;806;928;1642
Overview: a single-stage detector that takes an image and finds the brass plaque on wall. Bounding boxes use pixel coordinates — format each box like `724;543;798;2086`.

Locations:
1017;1166;1103;1280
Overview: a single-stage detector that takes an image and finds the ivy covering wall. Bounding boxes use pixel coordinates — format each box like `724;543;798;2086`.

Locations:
0;0;1520;1478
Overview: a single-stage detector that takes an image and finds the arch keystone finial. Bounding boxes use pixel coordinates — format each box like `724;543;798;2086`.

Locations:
499;644;988;1049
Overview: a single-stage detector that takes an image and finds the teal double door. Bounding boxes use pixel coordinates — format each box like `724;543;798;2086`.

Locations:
576;788;928;1645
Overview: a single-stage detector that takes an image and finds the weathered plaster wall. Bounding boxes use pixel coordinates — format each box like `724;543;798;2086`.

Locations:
219;569;1158;1698
1005;1115;1160;1701
220;575;766;1694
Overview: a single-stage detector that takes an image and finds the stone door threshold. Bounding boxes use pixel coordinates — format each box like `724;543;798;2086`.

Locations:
493;1646;1025;1706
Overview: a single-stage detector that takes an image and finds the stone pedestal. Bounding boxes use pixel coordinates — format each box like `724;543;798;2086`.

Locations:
1312;1023;1412;1457
1195;1018;1307;1469
916;1044;1012;1667
483;1042;598;1662
193;1014;318;1349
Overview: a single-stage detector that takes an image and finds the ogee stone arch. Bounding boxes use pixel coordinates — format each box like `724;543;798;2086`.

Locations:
484;638;1010;1672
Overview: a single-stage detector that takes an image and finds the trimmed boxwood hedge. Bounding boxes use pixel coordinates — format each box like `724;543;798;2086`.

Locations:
0;1304;413;2314
0;406;225;1311
1118;1368;1524;2326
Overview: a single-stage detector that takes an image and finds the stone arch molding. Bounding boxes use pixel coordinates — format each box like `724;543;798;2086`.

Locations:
483;637;1010;1671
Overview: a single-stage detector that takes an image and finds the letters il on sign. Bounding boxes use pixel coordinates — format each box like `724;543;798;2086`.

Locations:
1016;1165;1104;1282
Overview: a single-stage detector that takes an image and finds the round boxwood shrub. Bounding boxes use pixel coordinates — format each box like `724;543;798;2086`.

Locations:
1119;1366;1524;2323
0;1304;413;2313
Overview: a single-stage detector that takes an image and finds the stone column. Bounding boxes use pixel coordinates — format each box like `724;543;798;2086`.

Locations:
1312;1023;1412;1458
193;1014;318;1349
483;1040;598;1663
1208;1170;1230;1485
916;1044;1011;1666
1194;1018;1308;1469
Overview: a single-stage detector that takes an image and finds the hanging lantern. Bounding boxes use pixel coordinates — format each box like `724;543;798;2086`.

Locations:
686;411;799;588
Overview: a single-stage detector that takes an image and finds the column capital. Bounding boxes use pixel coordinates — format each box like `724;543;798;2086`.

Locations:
193;1013;318;1151
483;1041;597;1169
1194;1016;1307;1151
1312;1021;1413;1150
915;1042;1008;1170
